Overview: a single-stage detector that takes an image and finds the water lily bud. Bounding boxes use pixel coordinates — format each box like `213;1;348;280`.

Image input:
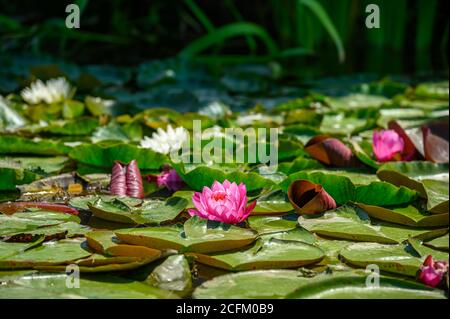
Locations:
288;180;337;215
418;255;448;288
125;160;144;199
372;129;405;162
305;135;361;167
110;161;127;196
156;168;185;191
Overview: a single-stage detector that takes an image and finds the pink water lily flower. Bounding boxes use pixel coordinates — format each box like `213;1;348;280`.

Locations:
418;255;448;288
156;168;185;191
188;180;256;224
373;129;405;162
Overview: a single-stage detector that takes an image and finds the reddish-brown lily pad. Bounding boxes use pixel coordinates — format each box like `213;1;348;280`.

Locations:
0;202;79;216
287;180;337;215
422;126;449;164
388;120;449;163
304;135;361;167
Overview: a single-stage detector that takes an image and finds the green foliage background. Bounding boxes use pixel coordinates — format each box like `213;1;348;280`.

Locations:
0;0;448;75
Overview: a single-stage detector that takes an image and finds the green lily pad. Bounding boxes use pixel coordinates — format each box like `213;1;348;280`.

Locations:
193;270;310;299
0;273;177;299
0;135;71;156
251;190;293;215
0;211;80;238
115;216;257;254
298;205;398;244
69;195;143;211
280;170;356;205
174;163;275;192
0;156;70;174
377;162;449;214
0;166;39;191
3;222;89;241
424;234;449;252
43;118;98;136
69;141;167;170
377;222;449;243
407;238;449;261
339;242;423;277
88;196;187;225
85;230;162;259
277;157;324;175
39;256;157;273
0;239;92;269
287;273;446;299
188;238;324;271
0;240;43;260
146;254;192;297
355;181;418;206
248;213;298;235
356;203;449;227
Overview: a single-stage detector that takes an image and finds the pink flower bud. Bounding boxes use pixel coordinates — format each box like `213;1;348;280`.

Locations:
418;255;448;288
126;160;144;199
109;160;144;199
156;168;185;191
110;161;127;196
372;129;405;162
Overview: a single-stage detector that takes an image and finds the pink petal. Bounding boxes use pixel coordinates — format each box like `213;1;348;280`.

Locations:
373;129;405;162
110;161;127;196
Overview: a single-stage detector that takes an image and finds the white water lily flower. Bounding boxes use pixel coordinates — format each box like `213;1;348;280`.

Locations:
236;113;281;126
140;125;188;154
199;101;231;119
21;77;72;105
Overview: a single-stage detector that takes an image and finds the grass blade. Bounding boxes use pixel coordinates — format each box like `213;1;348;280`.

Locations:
179;22;279;58
299;0;345;63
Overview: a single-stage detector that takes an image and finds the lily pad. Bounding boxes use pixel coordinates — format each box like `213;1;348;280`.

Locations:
298;205;398;244
339;242;424;277
0;156;70;174
354;181;418;206
287;273;446;299
251;189;293;215
0;239;92;269
146;254;192;297
193;270;310;299
0;273;177;299
85;230;162;259
188;238;324;271
0;135;71;156
356;203;449;227
0;166;39;191
88;196;188;225
248;213;298;235
423;234;449;252
115;216;257;253
69;142;167;170
280;170;356;205
377;161;449;214
174;163;275;192
68;195;142;211
0;211;82;239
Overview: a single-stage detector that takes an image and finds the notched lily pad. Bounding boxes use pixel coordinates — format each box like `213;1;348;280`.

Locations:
88;196;188;225
85;230;161;259
115;216;257;254
356;203;449;227
193;270;310;299
187;238;325;271
286;272;446;299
